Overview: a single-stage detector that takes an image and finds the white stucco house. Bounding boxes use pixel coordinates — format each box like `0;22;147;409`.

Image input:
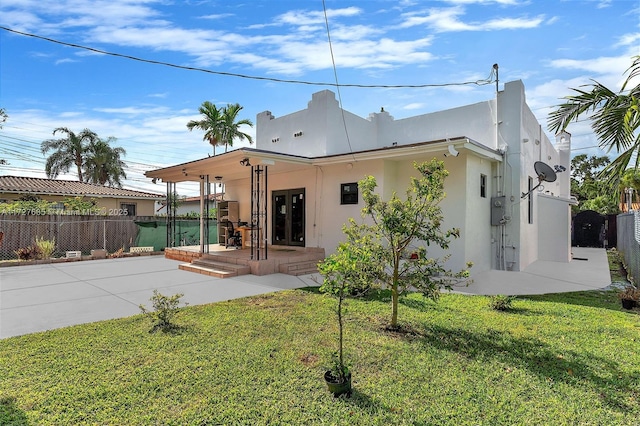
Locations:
146;80;573;278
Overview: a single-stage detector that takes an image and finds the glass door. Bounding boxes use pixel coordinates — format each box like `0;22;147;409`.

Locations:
272;188;305;246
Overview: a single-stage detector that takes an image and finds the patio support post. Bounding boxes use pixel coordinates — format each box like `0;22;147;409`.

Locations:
250;165;254;260
199;175;210;254
166;181;177;247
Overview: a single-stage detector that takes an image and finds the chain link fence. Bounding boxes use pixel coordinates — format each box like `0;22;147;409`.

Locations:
0;216;219;261
0;215;150;260
617;211;639;284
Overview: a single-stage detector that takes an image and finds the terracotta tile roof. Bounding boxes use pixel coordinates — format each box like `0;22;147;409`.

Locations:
0;176;164;199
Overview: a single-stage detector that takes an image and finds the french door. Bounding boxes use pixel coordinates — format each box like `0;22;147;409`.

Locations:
272;188;305;246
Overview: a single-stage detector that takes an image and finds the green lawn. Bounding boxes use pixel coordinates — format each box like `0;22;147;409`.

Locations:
1;259;639;425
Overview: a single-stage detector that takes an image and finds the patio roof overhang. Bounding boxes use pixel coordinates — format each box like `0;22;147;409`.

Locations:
144;149;313;184
144;137;503;185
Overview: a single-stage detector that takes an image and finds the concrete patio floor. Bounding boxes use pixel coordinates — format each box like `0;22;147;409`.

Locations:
0;247;612;339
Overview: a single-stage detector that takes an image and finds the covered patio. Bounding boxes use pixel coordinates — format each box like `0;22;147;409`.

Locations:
146;148;322;277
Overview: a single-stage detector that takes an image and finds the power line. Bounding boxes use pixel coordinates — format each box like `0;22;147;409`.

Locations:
1;25;495;90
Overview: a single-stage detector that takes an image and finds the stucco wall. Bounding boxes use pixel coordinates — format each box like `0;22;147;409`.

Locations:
218;79;572;274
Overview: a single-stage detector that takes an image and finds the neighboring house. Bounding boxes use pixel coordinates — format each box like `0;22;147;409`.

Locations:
0;176;164;216
146;80;573;278
155;193;223;216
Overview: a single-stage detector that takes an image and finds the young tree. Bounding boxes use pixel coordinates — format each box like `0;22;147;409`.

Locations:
336;159;472;329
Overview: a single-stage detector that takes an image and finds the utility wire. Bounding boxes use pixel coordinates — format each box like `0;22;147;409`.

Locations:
322;0;355;160
1;25;495;90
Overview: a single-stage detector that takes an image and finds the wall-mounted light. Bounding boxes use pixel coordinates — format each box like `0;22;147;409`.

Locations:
294;131;303;137
240;158;251;167
182;168;188;176
271;137;280;143
151;178;157;184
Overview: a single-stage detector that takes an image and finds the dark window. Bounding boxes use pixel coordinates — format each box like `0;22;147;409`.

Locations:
340;183;358;205
121;203;136;216
480;174;487;198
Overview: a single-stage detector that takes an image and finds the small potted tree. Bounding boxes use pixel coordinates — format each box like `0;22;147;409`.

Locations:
317;233;379;397
618;285;640;310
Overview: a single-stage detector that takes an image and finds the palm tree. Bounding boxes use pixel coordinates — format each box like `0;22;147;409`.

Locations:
187;101;224;155
548;56;640;187
187;101;254;154
219;103;253;152
83;137;127;188
41;127;98;182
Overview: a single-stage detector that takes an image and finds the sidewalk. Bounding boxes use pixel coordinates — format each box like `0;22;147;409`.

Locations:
0;255;317;339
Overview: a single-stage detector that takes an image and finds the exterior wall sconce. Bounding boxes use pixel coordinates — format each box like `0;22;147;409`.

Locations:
294;131;303;137
271;137;280;143
182;168;188;176
240;158;251;167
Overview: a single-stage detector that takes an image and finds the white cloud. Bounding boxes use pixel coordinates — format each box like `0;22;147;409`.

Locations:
400;6;544;32
403;102;425;110
54;58;77;65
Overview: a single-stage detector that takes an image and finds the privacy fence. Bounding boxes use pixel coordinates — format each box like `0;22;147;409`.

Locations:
617;211;639;285
0;215;217;261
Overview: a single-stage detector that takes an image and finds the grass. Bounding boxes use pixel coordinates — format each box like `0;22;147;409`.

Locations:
1;254;639;425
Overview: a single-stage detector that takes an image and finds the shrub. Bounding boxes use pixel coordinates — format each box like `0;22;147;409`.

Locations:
14;245;41;261
617;286;640;301
34;236;56;259
489;294;516;311
139;290;188;332
108;247;124;258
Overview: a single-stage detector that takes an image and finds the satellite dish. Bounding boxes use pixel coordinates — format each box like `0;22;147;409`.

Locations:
534;161;557;183
521;161;558;199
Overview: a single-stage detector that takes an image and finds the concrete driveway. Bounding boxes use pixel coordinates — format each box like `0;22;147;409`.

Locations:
0;247;613;339
0;256;318;339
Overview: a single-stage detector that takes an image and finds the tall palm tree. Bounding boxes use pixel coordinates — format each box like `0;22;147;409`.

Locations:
548;56;640;187
41;127;98;182
219;103;253;152
83;137;127;188
187;101;224;155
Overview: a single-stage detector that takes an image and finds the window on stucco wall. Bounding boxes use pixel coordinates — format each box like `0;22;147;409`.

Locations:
340;183;358;205
120;203;137;216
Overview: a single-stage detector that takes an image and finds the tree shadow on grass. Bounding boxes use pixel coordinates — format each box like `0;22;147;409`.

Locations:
0;395;28;425
522;290;630;314
411;323;638;412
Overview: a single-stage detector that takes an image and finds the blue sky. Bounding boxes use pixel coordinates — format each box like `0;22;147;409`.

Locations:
1;0;638;196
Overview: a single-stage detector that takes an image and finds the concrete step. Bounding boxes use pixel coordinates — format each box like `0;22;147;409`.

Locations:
192;258;251;275
180;258;251;279
279;260;320;276
179;263;236;278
